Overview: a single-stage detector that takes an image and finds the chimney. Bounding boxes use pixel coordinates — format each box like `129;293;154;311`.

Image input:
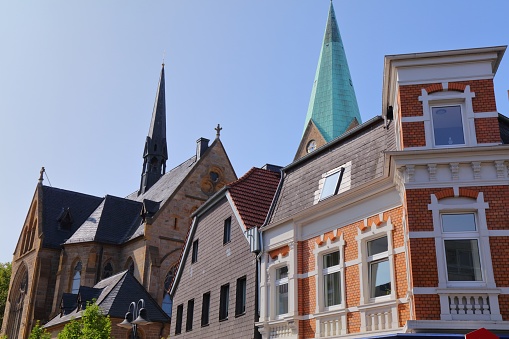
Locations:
261;164;283;173
196;138;210;160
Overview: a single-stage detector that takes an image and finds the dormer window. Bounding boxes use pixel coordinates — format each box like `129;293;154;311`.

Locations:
431;105;465;146
320;168;344;200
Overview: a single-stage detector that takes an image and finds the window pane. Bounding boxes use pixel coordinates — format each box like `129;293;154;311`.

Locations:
445;239;482;281
236;277;247;316
320;171;341;200
323;251;340;268
324;271;341;307
276;266;288;280
276;283;288;315
432;105;465;146
441;213;476;232
219;284;229;320
370;259;391;298
223;217;231;244
201;292;210;326
367;236;388;257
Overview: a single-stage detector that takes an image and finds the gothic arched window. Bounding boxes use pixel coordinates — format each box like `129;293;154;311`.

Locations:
7;264;28;339
102;262;113;279
72;261;82;294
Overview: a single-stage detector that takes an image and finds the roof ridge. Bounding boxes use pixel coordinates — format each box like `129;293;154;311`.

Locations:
43;185;102;200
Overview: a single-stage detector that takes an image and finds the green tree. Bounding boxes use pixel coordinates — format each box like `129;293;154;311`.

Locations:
57;301;111;339
29;320;51;339
0;262;12;330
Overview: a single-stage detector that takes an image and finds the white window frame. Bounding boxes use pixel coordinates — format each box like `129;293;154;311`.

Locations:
367;236;392;299
430;103;467;148
428;193;495;289
313;233;345;312
356;218;395;305
274;266;289;318
314;161;352;204
418;86;477;149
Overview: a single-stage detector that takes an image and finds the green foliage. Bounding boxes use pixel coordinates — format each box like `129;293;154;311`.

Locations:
29;320;51;339
57;301;111;339
0;262;12;330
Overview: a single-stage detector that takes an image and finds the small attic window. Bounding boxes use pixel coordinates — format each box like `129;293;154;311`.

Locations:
319;168;344;201
57;208;73;230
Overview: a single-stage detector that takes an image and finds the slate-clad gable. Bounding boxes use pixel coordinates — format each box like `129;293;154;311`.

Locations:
41;186;103;249
270;117;396;224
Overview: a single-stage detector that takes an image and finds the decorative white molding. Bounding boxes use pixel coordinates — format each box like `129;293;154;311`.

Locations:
495;160;506;178
427;163;437;181
450;163;459;180
406;165;415;182
471;161;481;179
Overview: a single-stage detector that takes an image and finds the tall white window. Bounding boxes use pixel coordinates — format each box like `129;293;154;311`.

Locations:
275;267;289;316
431;105;465;146
72;261;82;294
367;236;391;298
323;251;341;307
441;213;482;282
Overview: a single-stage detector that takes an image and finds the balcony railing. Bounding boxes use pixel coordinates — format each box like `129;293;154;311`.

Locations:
438;291;502;321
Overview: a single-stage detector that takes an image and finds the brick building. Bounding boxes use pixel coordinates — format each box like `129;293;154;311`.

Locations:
1;64;237;339
256;42;509;338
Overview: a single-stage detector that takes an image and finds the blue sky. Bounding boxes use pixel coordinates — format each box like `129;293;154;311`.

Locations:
1;1;508;263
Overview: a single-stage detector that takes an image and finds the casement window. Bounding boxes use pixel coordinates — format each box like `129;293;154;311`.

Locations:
431;105;465;146
441;213;482;282
275;266;289;316
201;292;210;326
320;168;344;200
235;276;247;316
367;236;392;298
186;299;194;332
323;251;341;307
219;284;229;321
175;304;183;335
223;217;231;244
191;240;199;263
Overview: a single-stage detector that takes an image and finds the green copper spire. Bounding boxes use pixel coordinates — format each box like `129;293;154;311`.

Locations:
303;1;361;142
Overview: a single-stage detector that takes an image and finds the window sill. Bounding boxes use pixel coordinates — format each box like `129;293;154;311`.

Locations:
219;317;228;322
235;311;246;318
201;323;209;327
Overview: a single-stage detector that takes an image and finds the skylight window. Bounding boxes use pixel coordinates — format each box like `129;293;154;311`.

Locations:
320;168;344;200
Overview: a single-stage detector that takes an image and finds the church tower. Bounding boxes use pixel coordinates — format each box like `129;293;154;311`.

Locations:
139;64;168;194
295;1;361;160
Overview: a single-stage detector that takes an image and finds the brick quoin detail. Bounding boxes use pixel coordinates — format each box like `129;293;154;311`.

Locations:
475;117;501;143
402;121;426;147
414;294;441;320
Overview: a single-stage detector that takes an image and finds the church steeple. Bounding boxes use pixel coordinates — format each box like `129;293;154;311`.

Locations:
295;1;361;159
139;64;168;195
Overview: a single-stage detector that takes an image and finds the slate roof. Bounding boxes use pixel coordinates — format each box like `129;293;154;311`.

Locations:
65;195;144;245
269;116;395;224
228;167;281;229
127;155;198;205
40;186;103;249
45;271;170;328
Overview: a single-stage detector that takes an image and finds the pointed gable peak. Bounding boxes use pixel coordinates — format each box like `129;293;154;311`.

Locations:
325;1;340;44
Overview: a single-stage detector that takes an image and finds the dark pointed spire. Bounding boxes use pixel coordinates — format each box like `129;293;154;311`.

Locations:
302;1;361;143
139;64;168;195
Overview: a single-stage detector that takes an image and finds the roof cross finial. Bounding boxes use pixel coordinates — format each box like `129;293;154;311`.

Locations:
215;124;222;138
38;167;45;184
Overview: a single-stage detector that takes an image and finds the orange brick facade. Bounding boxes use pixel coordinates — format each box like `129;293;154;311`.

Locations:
398;79;501;148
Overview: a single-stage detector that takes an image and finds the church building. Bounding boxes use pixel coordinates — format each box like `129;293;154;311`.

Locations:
1;64;237;339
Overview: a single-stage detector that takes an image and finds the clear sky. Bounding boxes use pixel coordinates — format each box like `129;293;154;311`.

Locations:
1;1;508;263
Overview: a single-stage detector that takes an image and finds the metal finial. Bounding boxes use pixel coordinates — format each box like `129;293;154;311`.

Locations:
215;124;223;138
162;50;166;67
38;167;45;183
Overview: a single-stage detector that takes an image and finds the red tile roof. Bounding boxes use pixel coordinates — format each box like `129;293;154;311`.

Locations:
228;167;281;229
